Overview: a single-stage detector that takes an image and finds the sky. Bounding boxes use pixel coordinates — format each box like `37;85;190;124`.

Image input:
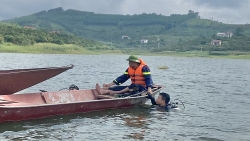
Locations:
0;0;250;24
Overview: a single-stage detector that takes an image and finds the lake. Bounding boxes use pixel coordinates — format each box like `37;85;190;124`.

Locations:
0;53;250;141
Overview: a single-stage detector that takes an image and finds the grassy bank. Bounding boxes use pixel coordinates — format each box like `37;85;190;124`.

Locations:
0;43;122;54
158;50;250;59
121;48;250;59
1;43;250;59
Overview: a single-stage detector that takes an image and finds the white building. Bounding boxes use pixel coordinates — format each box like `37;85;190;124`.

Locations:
211;40;222;45
216;33;226;37
122;36;130;39
140;39;148;43
216;32;233;37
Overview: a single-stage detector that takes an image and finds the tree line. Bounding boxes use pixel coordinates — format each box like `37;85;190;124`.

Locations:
0;22;103;48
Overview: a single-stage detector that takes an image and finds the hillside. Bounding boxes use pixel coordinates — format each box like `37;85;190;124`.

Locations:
0;22;111;50
3;7;250;52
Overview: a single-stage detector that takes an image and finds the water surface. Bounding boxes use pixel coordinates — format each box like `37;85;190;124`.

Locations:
0;53;249;141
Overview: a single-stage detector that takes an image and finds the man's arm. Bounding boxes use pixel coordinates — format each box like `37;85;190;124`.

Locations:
146;94;157;105
104;69;130;87
142;65;154;93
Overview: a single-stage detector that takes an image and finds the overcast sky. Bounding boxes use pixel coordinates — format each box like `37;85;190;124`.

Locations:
0;0;250;24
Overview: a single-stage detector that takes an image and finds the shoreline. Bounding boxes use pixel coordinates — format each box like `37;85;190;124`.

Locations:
1;43;250;59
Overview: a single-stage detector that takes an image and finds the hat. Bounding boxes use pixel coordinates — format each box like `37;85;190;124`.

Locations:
126;55;140;63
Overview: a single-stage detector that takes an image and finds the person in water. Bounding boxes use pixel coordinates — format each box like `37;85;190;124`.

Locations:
96;55;154;96
146;92;174;110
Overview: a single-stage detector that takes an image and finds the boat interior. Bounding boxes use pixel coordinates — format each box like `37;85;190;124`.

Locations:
0;87;162;107
0;89;100;106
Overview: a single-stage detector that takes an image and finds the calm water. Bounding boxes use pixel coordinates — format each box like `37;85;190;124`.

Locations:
0;53;250;141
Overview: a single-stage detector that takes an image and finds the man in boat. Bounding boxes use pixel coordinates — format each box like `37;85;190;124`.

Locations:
96;55;153;96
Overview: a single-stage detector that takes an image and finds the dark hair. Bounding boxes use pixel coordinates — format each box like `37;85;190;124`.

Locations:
69;84;79;90
159;92;170;105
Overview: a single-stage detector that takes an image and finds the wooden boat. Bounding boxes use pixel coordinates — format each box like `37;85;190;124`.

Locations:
0;65;74;95
0;86;163;123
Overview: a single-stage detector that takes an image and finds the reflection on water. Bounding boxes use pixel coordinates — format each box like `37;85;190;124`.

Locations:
0;53;250;141
0;107;159;140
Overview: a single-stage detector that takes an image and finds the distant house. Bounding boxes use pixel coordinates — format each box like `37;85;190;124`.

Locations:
216;31;233;37
50;30;61;34
122;36;130;39
216;33;225;37
225;31;233;37
211;40;222;45
23;26;36;30
140;39;148;44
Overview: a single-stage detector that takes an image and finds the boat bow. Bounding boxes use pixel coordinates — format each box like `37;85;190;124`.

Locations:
0;64;74;95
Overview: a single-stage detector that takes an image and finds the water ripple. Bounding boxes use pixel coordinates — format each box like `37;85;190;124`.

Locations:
1;54;250;141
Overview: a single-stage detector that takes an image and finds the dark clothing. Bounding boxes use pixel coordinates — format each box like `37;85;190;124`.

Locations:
109;86;128;91
109;84;146;92
113;65;153;89
146;94;157;105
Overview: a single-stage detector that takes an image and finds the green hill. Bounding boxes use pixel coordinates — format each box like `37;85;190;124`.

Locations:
0;22;112;51
3;7;250;52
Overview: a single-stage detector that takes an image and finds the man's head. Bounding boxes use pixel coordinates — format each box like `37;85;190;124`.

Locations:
126;55;140;69
156;92;170;106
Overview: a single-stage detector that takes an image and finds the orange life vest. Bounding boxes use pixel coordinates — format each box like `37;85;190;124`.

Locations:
128;59;147;87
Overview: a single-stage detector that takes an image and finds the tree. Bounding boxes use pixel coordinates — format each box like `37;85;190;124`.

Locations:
235;28;244;36
0;35;4;44
4;35;15;42
188;10;194;14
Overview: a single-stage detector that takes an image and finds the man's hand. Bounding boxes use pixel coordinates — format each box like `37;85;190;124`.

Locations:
146;92;153;99
147;87;152;94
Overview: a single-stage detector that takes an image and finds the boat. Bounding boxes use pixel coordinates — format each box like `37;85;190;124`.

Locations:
0;65;74;95
0;86;163;123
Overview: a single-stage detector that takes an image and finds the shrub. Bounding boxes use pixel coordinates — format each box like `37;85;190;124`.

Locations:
0;35;4;44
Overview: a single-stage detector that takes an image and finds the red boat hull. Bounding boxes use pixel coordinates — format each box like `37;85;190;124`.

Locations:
0;87;162;123
0;65;73;95
0;97;147;122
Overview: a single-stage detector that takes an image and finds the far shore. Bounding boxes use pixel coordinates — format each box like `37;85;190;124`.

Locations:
1;43;250;59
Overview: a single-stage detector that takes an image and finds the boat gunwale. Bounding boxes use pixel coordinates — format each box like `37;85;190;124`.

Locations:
0;96;145;108
0;64;74;75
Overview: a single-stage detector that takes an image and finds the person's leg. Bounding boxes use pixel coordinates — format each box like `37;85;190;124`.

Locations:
96;83;110;95
96;83;130;95
109;87;129;95
109;86;128;91
137;85;146;92
110;84;146;95
128;84;146;92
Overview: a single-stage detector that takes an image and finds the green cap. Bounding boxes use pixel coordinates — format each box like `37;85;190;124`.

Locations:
126;55;140;63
